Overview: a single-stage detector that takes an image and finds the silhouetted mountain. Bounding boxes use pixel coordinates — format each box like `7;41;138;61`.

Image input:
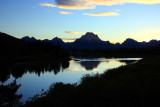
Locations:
43;39;50;43
65;32;111;50
20;32;160;50
22;36;36;42
65;33;160;50
43;37;64;45
121;38;141;48
114;43;121;49
147;40;160;47
77;32;102;42
22;36;65;46
51;37;64;45
0;32;27;57
121;39;160;49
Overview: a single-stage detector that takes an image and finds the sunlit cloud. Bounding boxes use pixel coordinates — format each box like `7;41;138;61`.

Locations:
40;3;57;7
65;31;85;34
59;11;73;14
83;12;119;16
40;0;160;10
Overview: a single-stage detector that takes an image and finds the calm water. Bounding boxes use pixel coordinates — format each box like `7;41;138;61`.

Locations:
1;57;141;103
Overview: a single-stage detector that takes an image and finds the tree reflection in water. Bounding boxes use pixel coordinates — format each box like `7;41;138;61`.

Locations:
0;61;70;83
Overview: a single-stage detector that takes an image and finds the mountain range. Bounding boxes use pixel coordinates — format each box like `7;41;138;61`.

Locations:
22;32;160;50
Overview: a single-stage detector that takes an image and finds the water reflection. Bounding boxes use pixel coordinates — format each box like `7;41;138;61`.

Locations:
119;60;138;64
0;61;70;83
80;61;101;70
0;57;141;103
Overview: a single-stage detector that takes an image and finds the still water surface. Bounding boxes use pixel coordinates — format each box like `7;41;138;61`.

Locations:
1;57;141;103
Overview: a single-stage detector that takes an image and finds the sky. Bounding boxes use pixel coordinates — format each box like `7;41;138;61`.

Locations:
0;0;160;43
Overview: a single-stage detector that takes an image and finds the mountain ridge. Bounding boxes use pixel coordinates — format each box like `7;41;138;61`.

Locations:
21;32;160;50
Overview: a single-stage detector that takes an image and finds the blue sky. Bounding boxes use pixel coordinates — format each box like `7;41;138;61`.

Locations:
0;0;160;43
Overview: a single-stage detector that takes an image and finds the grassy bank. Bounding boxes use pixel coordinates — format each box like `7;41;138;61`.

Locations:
24;55;160;107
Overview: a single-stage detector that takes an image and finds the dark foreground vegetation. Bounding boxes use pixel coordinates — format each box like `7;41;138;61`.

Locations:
0;80;22;107
69;45;160;58
0;32;70;66
24;55;160;107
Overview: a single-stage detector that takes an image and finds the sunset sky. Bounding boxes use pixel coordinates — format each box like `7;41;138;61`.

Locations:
0;0;160;43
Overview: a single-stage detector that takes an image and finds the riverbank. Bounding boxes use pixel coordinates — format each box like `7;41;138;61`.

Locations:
24;55;160;107
69;47;160;58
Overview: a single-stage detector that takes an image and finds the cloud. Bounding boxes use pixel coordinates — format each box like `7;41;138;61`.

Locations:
59;11;73;14
124;0;160;4
40;3;57;7
40;0;95;10
83;12;119;16
40;0;160;10
55;0;95;10
65;31;85;34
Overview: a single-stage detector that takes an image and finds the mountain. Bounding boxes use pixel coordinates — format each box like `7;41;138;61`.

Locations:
121;38;160;49
20;32;116;50
66;32;110;50
76;32;102;42
22;36;65;46
51;37;64;45
147;40;160;47
65;33;160;50
43;37;65;46
121;38;141;48
0;32;27;56
0;32;25;44
20;32;160;50
22;36;36;42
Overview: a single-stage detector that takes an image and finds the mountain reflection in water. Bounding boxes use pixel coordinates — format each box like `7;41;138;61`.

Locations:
0;57;141;103
80;61;101;70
